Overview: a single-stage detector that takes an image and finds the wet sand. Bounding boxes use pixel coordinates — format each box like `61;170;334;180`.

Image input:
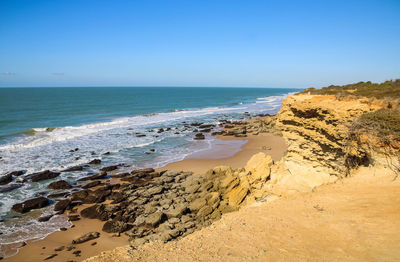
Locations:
160;133;287;174
3;132;287;262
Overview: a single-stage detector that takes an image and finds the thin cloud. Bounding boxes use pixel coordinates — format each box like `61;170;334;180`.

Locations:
52;72;65;76
2;72;16;76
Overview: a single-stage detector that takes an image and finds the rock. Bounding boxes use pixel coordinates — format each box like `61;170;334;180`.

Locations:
89;159;101;164
189;198;207;212
54;199;71;212
0;174;12;185
54;246;64;251
82;181;102;189
62;166;83;172
102;220;130;233
130;237;148;247
78;172;107;181
68;214;80;221
38;214;54;222
12;197;49;213
72;232;100;244
145;211;166;227
100;165;120;172
48;180;72;190
0;183;22;193
80;204;111;221
197;205;213;218
165;204;189;218
44;254;57;260
194;133;205;140
131;168;155;174
28;170;60;182
245;152;273;183
48;192;69;199
7;170;26;177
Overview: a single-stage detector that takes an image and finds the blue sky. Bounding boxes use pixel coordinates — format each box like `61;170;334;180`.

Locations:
0;0;399;88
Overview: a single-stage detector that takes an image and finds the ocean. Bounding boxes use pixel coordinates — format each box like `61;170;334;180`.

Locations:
0;86;297;255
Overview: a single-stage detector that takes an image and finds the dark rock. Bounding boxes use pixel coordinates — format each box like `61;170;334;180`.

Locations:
28;170;60;182
38;214;54;222
100;165;119;172
0;183;23;193
102;220;131;233
12;197;49;213
89;159;101;164
80;204;111;221
54;199;71;212
111;172;130;178
54;246;64;251
157;128;164;133
48;180;72;190
194;133;205;140
62;166;83;172
44;254;57;260
68;214;80;221
136;134;146;137
0;174;12;185
78;172;107;181
103;152;110;155
72;232;100;244
7;170;26;177
82;181;102;189
48;192;69;199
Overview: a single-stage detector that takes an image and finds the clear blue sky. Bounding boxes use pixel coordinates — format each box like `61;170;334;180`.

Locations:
0;0;399;88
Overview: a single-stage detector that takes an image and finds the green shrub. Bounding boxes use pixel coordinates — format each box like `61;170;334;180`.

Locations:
300;79;400;99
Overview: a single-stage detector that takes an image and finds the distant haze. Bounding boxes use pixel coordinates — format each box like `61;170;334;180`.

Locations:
0;0;399;88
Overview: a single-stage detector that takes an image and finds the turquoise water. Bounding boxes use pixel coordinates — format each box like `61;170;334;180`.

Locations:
0;86;296;253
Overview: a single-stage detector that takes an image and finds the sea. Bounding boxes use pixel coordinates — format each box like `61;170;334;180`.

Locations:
0;86;297;256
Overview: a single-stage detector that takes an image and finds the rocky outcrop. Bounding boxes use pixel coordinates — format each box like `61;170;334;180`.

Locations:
12;197;50;213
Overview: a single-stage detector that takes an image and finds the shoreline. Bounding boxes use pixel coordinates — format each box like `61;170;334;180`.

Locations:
3;131;287;262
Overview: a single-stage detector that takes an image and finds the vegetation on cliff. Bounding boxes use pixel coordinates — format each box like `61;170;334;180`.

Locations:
301;79;400;99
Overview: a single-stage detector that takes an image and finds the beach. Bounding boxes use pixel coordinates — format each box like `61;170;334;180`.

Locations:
3;131;287;261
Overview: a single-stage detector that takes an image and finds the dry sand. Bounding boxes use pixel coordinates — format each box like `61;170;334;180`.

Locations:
3;133;286;262
86;169;400;262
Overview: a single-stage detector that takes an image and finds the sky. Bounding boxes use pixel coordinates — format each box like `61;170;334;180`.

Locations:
0;0;399;88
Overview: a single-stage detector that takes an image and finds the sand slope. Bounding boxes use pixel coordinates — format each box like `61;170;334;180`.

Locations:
86;169;400;262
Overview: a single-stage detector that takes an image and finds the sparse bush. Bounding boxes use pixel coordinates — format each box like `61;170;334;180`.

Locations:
300;79;400;99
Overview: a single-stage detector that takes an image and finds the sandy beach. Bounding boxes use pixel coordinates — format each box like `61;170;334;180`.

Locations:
3;132;287;262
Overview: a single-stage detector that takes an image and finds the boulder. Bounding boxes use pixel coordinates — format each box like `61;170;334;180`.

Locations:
102;220;130;233
194;133;205;140
0;173;12;185
165;204;189;218
80;204;111;221
145;211;166;227
12;197;49;213
38;214;54;222
28;170;60;182
245;152;273;183
82;181;102;189
7;170;26;177
48;180;72;190
100;165;120;172
54;199;71;212
78;172;107;181
72;232;100;244
89;159;101;164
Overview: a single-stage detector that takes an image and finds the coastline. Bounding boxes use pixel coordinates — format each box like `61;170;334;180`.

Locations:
3;131;287;262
